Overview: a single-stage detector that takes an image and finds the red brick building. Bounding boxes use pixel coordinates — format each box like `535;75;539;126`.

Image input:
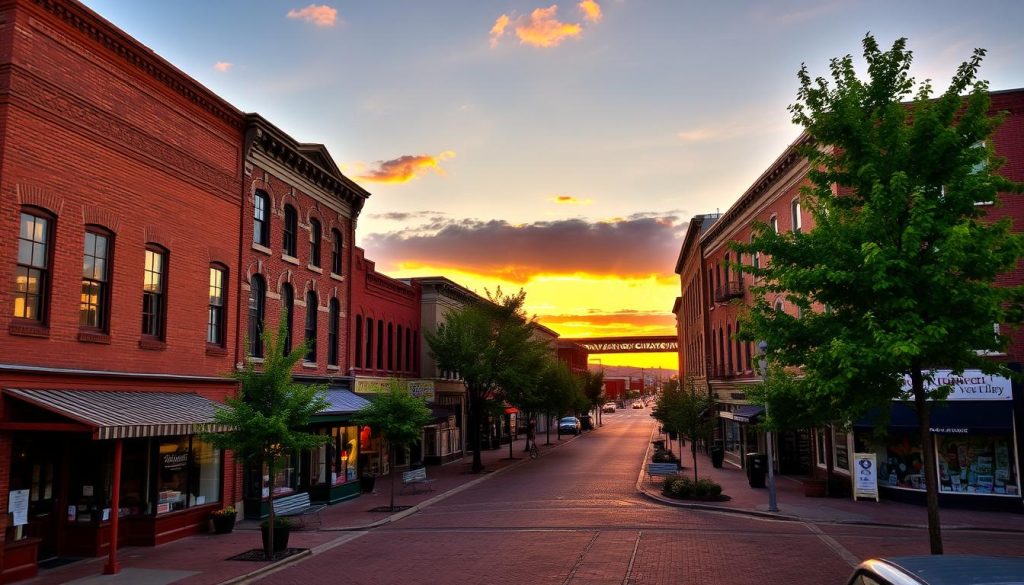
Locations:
0;0;244;577
675;88;1024;509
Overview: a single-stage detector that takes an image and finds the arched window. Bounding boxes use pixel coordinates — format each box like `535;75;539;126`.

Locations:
331;229;343;275
283;204;298;257
14;209;54;323
376;320;384;370
355;315;363;368
406;327;412;372
81;226;113;331
282;283;294;354
328;298;339;366
387;323;394;371
305;291;318;363
365;318;374;369
142;246;168;339
309;218;322;268
726;324;733;374
248;275;266;357
253;191;270;246
396;325;403;373
208;264;227;346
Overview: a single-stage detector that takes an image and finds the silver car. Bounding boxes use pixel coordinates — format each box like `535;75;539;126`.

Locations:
846;556;1024;585
558;416;581;435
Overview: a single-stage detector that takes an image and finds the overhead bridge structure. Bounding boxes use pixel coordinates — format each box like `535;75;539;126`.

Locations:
560;335;678;354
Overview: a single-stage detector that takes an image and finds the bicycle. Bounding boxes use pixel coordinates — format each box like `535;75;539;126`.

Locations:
528;441;539;459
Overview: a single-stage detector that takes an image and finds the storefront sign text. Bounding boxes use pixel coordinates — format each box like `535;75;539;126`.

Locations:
356;378;435;402
852;453;879;502
899;369;1012;401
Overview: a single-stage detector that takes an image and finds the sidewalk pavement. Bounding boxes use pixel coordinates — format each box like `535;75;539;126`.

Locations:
636;427;1024;533
29;425;1023;584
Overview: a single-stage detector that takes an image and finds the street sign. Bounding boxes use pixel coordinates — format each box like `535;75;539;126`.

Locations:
853;453;879;502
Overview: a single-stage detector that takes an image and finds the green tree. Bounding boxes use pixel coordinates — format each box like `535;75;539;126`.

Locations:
581;370;605;425
651;378;715;482
202;314;328;560
352;379;433;511
736;35;1024;554
425;288;548;472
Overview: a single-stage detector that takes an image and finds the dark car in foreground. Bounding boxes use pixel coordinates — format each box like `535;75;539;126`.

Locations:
558;416;581;435
846;555;1024;585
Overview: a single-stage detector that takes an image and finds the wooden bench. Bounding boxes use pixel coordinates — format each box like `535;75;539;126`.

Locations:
400;467;436;494
272;492;326;529
647;462;681;481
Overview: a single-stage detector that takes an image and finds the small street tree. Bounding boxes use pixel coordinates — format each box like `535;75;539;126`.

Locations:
581;370;605;426
202;314;328;560
425;288;548;472
352;379;433;512
651;378;715;482
736;34;1024;554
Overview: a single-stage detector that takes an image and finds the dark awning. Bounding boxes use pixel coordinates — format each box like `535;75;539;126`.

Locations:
853;401;1014;435
3;388;230;440
732;404;765;423
319;389;370;415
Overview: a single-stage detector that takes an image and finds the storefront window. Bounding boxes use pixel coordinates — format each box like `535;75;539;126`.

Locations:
937;435;1019;496
313;426;359;486
816;429;827;469
833;428;850;474
269;453;300;497
157;436;221;514
873;432;925;489
723;420;742;455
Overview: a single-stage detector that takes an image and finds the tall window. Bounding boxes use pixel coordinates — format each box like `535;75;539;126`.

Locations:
309;218;322;267
305;291;318;363
208;265;227;346
328;299;339;366
283;205;298;257
791;200;802;233
355;316;363;368
387;323;394;371
331;229;343;275
376;320;384;370
396;325;403;372
282;284;294;354
769;215;779;234
81;228;111;330
365;318;374;369
142;247;167;338
253;191;270;246
13;211;52;322
249;275;266;357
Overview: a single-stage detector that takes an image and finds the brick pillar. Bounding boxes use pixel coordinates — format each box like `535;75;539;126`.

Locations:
0;431;11;573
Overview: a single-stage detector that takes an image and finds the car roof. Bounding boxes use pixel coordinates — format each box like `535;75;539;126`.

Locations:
868;556;1024;585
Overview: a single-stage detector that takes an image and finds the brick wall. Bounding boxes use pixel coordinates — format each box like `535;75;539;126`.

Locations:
348;246;421;377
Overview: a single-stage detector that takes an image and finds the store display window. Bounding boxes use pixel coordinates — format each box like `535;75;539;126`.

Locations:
156;436;222;514
870;432;925;489
313;425;359;486
723;420;742;456
937;435;1019;496
833;427;850;474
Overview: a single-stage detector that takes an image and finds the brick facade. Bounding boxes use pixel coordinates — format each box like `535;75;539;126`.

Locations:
348;247;420;378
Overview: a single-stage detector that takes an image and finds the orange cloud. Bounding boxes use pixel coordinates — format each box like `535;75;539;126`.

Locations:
551;195;593;205
491;5;582;48
539;311;675;336
578;0;603;22
287;4;338;27
356;151;456;184
213;61;233;72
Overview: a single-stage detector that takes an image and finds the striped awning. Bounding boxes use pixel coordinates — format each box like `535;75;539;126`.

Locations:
4;388;230;440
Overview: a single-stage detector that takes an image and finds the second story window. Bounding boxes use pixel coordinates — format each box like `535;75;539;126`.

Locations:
248;275;266;357
328;299;339;366
770;215;779;234
282;283;294;354
253;190;270;247
142;247;167;339
791;200;802;233
309;218;322;267
81;229;112;330
305;291;318;363
13;210;52;322
331;229;343;275
283;205;298;257
208;265;227;346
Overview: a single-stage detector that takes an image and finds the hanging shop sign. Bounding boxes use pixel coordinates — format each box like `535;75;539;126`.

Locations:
899;369;1012;401
355;378;435;402
853;453;879;502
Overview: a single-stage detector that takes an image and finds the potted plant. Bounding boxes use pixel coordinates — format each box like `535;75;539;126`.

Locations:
710;440;725;469
210;506;237;534
359;472;377;493
260;516;292;552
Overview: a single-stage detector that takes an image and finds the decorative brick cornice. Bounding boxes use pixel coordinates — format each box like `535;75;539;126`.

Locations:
16;183;64;215
31;0;243;130
82;204;120;233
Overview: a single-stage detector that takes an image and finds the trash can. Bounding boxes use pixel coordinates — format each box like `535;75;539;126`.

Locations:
746;452;767;488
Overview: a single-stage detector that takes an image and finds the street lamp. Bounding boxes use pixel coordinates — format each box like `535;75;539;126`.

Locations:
757;341;779;513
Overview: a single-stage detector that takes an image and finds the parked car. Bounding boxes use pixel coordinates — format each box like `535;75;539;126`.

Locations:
846;555;1024;585
578;414;594;430
602;402;616;413
558;416;581;435
632;401;643;409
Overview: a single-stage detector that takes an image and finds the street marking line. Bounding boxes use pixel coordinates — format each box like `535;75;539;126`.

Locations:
804;522;860;568
562;531;601;585
622;530;642;585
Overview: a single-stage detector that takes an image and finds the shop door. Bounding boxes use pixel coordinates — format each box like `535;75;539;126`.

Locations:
9;435;63;560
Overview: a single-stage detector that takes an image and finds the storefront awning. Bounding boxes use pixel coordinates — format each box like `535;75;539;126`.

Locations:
3;388;230;440
319;389;370;415
731;404;765;423
853;401;1014;435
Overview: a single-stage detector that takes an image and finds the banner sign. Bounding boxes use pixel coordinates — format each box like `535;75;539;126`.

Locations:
355;378;435;402
853;453;879;502
899;369;1012;401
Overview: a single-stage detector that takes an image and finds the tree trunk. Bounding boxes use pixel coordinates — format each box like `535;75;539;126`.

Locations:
469;392;483;473
692;437;698;483
389;444;396;511
912;366;943;554
546;414;552;445
265;452;276;561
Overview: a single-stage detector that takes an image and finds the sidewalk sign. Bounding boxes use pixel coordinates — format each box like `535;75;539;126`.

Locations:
853;453;879;502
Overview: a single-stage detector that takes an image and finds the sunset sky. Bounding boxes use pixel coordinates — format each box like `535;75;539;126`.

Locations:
83;1;1024;370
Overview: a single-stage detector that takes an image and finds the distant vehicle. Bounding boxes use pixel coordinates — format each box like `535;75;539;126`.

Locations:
846;555;1024;585
602;402;616;413
558;416;581;435
632;402;643;409
578;414;594;431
